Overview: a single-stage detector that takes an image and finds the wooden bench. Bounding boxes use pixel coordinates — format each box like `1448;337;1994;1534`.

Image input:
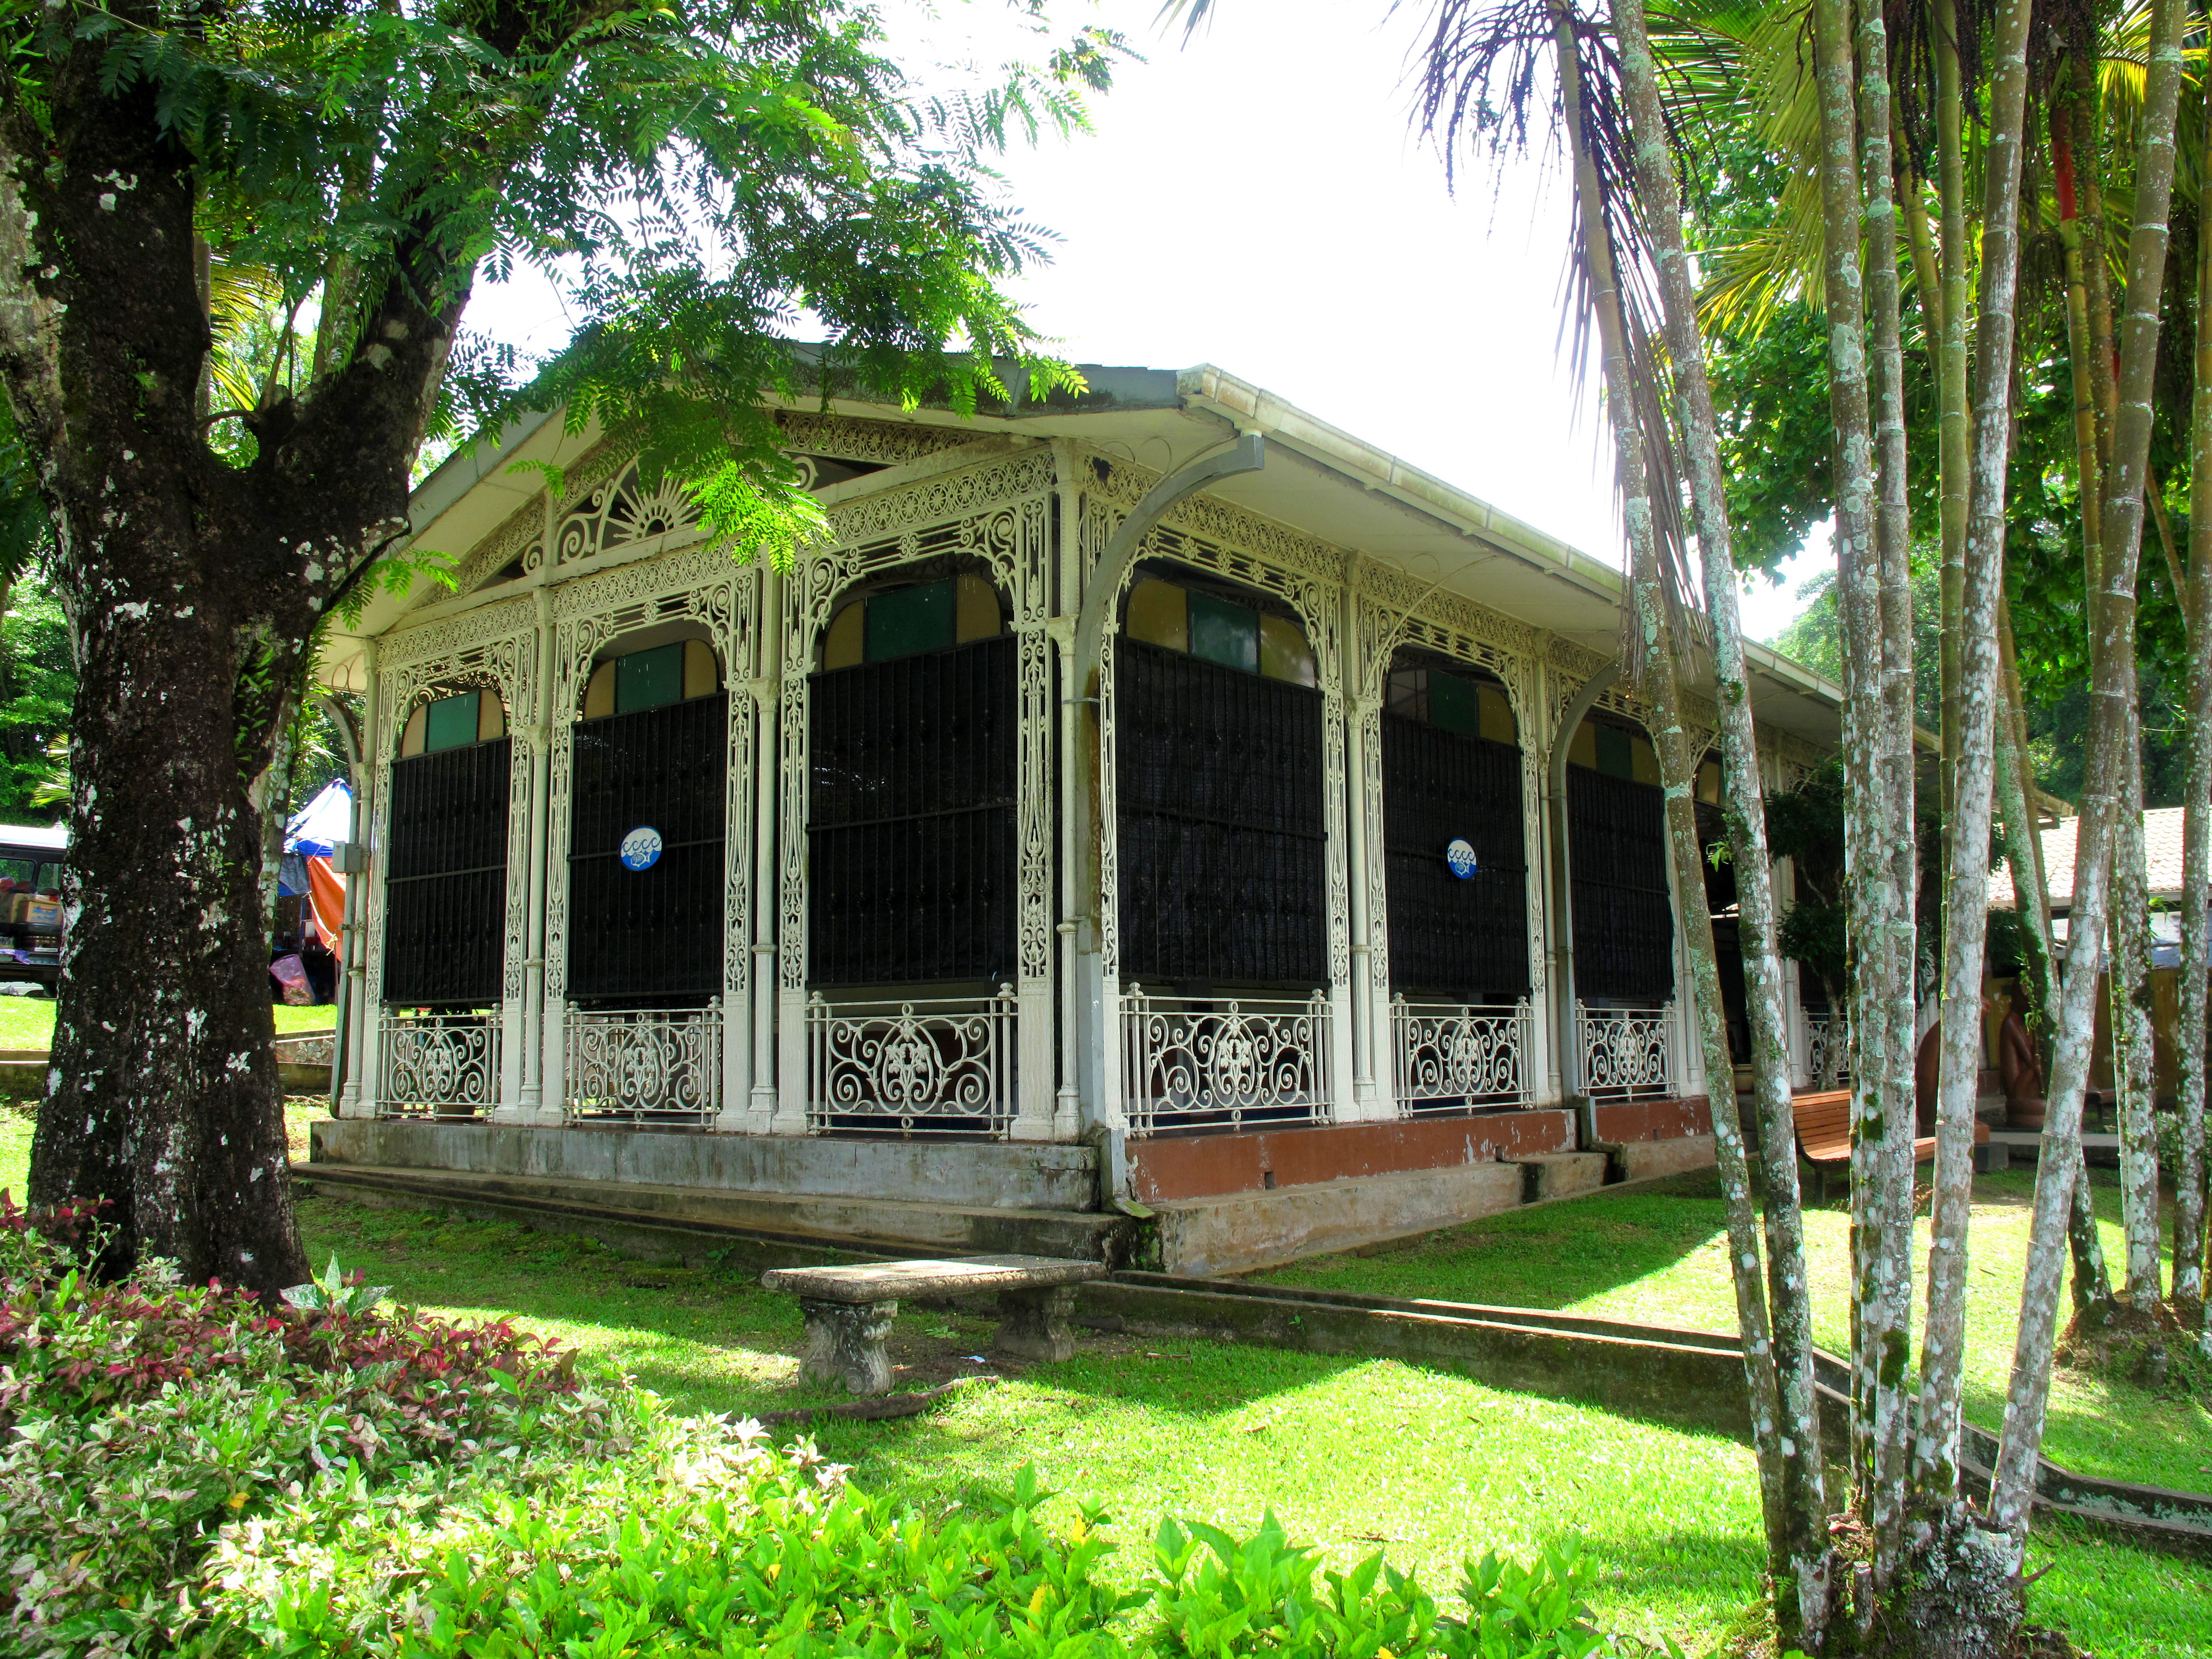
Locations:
761;1255;1108;1398
1793;1089;1989;1203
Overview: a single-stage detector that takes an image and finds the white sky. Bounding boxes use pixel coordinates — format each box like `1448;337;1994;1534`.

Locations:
469;0;1822;643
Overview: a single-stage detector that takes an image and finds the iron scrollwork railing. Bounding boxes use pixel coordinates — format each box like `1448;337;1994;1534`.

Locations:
1121;986;1330;1137
564;1003;723;1125
1804;1010;1851;1089
378;1011;499;1117
1577;1000;1674;1099
806;988;1017;1136
1391;997;1532;1116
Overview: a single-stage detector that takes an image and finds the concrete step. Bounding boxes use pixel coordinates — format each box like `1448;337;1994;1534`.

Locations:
1148;1161;1524;1278
297;1161;1128;1262
1508;1151;1609;1202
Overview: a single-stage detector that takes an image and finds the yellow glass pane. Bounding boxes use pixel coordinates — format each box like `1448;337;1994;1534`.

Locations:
1259;614;1316;685
1126;578;1187;651
1631;735;1662;785
955;574;1002;643
582;661;616;720
1478;685;1516;744
1567;721;1597;770
399;703;427;758
1697;759;1722;803
822;602;864;670
683;638;720;698
478;693;506;741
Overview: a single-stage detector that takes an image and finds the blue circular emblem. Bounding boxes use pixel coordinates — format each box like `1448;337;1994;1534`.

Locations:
1445;838;1478;880
619;827;664;871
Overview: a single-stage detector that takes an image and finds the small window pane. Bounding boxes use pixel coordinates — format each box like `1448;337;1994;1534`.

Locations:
1259;614;1316;686
866;580;954;662
1386;666;1426;720
1594;725;1634;780
1567;720;1598;770
955;574;1002;643
400;703;428;757
583;662;616;719
822;603;864;670
615;644;683;713
1631;734;1662;786
1479;686;1517;744
1188;590;1259;674
683;638;720;698
423;691;481;753
1126;578;1188;652
478;693;506;741
1429;669;1480;737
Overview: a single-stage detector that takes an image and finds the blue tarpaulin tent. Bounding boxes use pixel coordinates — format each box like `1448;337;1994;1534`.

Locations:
278;779;351;896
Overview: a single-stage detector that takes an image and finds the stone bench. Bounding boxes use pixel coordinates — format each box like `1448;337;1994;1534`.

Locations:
761;1254;1108;1397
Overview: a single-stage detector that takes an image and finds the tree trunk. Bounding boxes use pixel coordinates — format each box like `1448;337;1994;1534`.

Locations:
2175;80;2212;1312
1933;0;1968;869
1994;0;2189;1553
1545;0;1804;1593
2109;715;2162;1305
1913;0;2036;1553
3;30;464;1294
1809;0;1919;1598
1609;0;1832;1640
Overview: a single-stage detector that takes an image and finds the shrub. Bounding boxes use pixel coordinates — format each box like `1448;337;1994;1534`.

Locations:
3;1198;1630;1659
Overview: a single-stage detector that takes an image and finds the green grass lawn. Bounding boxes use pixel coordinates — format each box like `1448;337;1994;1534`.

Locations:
1260;1166;2212;1498
275;1185;2208;1657
0;996;335;1049
1;1118;2203;1654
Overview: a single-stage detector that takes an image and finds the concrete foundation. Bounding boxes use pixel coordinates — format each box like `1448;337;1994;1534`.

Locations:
311;1118;1099;1211
1609;1134;1717;1183
1149;1160;1524;1277
1128;1110;1576;1204
1510;1151;1609;1202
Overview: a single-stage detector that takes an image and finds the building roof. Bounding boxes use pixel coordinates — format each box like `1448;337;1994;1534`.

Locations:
320;358;1849;752
1988;806;2188;909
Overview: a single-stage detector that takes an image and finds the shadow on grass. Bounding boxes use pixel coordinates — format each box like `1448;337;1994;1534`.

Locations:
1256;1170;1733;1316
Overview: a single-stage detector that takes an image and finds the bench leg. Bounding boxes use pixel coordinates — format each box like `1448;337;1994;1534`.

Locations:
992;1285;1079;1363
798;1297;896;1397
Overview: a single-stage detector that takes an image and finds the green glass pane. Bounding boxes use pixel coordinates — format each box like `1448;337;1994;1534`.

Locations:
1429;670;1480;737
423;691;480;752
1595;725;1634;780
1188;590;1259;674
615;644;683;714
865;580;954;662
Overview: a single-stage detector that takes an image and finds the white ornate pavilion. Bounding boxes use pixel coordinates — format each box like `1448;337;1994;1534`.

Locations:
312;361;1844;1245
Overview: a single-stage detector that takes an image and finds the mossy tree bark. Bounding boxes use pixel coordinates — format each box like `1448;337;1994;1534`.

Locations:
1608;0;1832;1641
1994;0;2189;1552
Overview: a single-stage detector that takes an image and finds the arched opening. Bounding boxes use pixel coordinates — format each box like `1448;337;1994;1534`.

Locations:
565;624;727;1006
1566;711;1675;1007
1379;651;1531;1113
808;564;1015;990
385;685;510;1007
1115;567;1324;994
1557;707;1679;1100
1380;652;1527;1001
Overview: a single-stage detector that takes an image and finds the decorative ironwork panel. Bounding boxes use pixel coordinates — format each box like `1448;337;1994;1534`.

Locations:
1567;766;1675;1002
1577;1000;1674;1098
1121;987;1330;1135
379;1013;499;1115
1391;997;1532;1115
553;459;703;566
1381;715;1529;997
382;739;511;1005
808;634;1018;985
1805;1011;1851;1087
1115;640;1327;987
806;988;1017;1135
564;1004;723;1123
566;693;728;1001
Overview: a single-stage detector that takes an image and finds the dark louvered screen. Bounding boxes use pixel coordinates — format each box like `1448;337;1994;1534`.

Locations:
1117;640;1326;987
1381;715;1528;997
384;738;510;1005
567;694;727;1002
1568;765;1675;1002
809;635;1016;985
